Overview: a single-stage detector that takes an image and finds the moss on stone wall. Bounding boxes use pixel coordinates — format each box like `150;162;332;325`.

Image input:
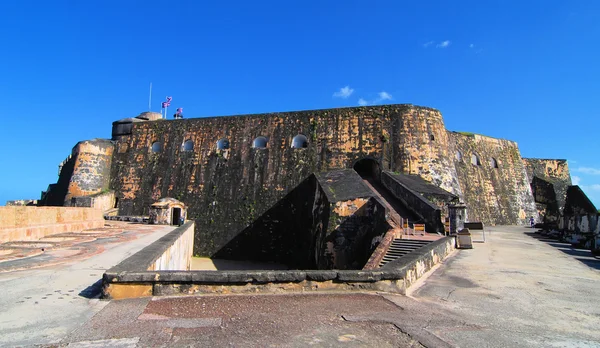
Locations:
450;133;537;225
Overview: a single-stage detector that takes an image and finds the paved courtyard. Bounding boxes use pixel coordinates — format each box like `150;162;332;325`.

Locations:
1;225;599;347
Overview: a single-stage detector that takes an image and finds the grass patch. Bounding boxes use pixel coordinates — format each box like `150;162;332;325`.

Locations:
455;131;475;136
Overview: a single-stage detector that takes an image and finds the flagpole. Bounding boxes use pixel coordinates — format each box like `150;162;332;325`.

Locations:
165;96;168;119
148;82;152;111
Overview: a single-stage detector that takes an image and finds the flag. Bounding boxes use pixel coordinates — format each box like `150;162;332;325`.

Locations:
162;96;172;108
176;107;183;115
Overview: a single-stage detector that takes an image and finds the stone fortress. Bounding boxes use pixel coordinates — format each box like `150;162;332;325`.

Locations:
35;104;599;269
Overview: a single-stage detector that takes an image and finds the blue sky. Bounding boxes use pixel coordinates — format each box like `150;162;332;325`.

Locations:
0;1;599;208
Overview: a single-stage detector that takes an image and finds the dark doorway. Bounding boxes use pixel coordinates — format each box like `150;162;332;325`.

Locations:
353;158;380;180
172;208;181;225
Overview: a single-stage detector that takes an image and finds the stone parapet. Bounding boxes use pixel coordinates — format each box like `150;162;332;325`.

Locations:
102;228;455;299
0;207;104;243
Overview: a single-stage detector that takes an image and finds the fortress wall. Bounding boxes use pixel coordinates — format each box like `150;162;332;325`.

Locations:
396;108;462;196
523;159;571;220
110;105;445;256
450;133;537;225
65;139;114;202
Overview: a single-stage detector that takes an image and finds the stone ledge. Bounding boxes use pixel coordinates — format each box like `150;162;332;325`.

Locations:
102;236;455;299
105;221;194;274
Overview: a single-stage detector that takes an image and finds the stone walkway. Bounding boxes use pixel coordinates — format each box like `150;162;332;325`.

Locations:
0;222;175;347
2;225;599;347
411;226;600;347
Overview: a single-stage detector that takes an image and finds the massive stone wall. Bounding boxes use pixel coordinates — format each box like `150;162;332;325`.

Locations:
110;105;456;256
523;158;571;222
450;132;538;225
105;104;556;250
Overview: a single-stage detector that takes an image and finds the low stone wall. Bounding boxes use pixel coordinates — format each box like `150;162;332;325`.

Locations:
102;233;455;299
103;222;195;298
66;190;116;213
381;236;456;290
150;222;194;271
0;207;104;243
362;227;398;270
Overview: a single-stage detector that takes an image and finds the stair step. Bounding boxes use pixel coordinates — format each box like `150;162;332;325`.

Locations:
386;250;413;255
392;240;430;245
389;245;421;250
386;250;410;254
388;247;414;251
392;240;430;244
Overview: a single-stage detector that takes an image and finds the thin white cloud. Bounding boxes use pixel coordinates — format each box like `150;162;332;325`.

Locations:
469;43;474;48
573;167;600;175
572;175;581;185
333;86;354;99
437;40;451;48
377;91;392;101
358;91;393;106
422;41;434;48
581;184;600;191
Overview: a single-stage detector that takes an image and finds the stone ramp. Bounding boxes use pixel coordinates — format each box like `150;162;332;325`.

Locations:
379;239;432;267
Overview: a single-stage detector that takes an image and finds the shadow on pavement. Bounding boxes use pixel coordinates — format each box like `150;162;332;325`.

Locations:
79;278;103;299
525;232;600;271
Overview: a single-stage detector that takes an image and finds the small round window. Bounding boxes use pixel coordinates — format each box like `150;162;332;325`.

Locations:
292;134;308;149
151;141;162;153
183;139;194;151
217;138;230;150
252;136;268;149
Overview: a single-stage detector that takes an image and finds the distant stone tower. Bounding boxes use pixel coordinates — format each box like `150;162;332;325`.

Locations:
64;139;115;202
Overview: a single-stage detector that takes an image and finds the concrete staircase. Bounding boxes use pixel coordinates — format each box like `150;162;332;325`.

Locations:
379;239;432;267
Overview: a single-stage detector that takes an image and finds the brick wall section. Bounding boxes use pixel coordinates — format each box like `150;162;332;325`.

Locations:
450;132;538;225
0;207;104;243
66;139;114;201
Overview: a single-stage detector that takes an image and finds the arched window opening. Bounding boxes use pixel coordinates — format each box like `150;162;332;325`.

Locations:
292;134;308;149
490;157;499;168
217;138;230;150
430;134;435;141
471;154;481;166
182;139;194;151
252;136;268;149
456;151;463;161
151;141;162;153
